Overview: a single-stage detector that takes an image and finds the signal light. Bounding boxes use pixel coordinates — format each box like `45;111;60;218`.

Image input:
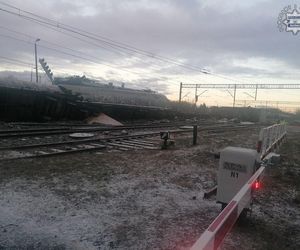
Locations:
253;180;260;190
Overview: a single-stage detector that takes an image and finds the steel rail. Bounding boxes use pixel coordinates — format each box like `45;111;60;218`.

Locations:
0;125;256;159
0;132;160;160
0;122;242;138
0;123;183;138
0;124;255;151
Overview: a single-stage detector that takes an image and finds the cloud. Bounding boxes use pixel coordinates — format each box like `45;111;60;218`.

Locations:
0;0;299;100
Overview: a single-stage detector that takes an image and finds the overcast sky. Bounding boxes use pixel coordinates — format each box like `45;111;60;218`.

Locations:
0;0;299;108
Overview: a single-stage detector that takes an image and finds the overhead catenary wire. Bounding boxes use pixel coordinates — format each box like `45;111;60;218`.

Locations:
0;33;185;88
0;11;196;79
4;1;291;97
0;25;170;77
0;3;220;86
3;1;297;89
0;59;31;68
0;25;109;57
0;33;146;76
0;2;201;66
0;55;33;66
0;2;244;85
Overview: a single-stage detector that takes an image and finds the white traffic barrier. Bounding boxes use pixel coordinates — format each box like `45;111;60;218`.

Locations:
190;123;287;250
257;123;287;159
191;166;265;250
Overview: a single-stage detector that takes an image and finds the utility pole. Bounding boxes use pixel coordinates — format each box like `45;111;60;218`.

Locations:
255;84;258;100
179;82;182;102
180;83;300;108
195;84;198;105
34;38;40;83
233;84;237;107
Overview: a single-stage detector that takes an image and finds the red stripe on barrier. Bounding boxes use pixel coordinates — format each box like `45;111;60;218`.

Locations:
248;167;265;184
208;200;237;232
190;167;265;250
214;203;238;248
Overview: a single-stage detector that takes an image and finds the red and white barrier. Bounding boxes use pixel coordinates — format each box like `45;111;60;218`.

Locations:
257;123;287;159
190;123;287;250
190;167;265;250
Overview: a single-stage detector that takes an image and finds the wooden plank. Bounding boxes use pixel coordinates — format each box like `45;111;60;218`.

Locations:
106;142;135;150
127;139;156;146
117;140;157;150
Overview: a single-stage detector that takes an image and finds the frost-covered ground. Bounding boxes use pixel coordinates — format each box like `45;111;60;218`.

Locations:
223;126;300;250
1;127;298;249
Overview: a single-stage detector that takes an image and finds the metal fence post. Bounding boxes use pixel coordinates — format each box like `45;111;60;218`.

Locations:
193;125;198;145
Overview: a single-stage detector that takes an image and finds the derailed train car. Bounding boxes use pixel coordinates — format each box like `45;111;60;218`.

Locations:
0;76;170;121
0;78;84;121
54;76;170;108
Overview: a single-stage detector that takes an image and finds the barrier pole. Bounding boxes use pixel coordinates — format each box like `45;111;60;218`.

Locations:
190;167;265;250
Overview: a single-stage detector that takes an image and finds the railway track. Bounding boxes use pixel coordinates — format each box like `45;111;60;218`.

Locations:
8;119;208;127
0;123;188;138
0;124;257;160
0;121;231;139
0;132;160;160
